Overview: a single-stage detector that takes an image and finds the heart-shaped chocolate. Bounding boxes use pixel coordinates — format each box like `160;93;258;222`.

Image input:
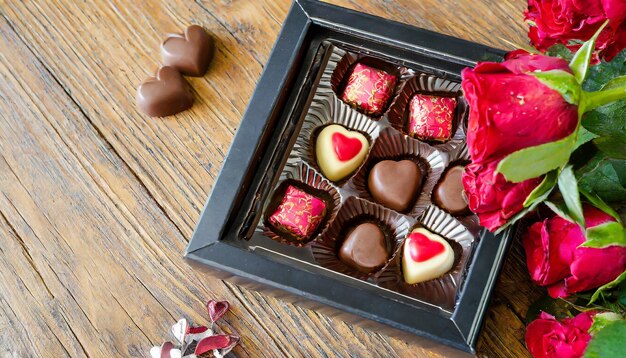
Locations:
161;25;215;77
367;159;422;212
339;222;388;274
136;66;194;117
402;228;454;284
315;124;369;182
432;165;469;216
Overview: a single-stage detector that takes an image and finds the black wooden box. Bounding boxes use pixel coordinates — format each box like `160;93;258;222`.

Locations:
186;1;509;355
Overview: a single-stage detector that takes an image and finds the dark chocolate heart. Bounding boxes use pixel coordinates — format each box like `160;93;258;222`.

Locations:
161;25;215;77
368;160;422;212
432;165;469;216
136;66;194;117
339;222;388;273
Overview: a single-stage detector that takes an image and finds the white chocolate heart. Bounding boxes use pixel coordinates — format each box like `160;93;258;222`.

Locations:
402;228;454;284
315;124;369;182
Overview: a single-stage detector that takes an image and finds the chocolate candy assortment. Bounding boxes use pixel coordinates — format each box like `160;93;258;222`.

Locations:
137;25;215;117
258;45;475;310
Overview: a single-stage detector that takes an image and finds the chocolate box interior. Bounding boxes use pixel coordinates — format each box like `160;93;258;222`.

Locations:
186;0;510;354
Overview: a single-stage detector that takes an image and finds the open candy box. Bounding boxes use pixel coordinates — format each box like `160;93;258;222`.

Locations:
186;0;510;355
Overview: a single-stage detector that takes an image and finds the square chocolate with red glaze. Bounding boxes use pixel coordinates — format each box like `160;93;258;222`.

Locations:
268;185;327;241
407;94;457;142
341;63;397;116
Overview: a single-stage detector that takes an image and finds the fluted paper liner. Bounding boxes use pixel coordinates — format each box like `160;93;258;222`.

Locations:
328;49;413;119
350;127;445;217
261;161;341;247
310;196;411;280
289;94;380;186
377;205;476;310
387;73;468;153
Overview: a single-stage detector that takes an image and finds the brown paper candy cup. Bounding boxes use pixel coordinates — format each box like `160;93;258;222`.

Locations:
350;127;445;217
387;73;467;153
329;49;412;119
377;205;476;311
310;196;411;280
289;94;380;186
261;161;342;247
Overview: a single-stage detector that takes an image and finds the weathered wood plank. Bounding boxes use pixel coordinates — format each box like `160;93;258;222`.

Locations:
0;16;282;357
0;0;544;356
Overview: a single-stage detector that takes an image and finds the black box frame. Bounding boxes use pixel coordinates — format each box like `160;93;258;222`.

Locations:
186;0;510;355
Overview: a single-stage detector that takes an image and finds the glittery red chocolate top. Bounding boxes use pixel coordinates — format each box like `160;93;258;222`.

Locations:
341;63;397;116
408;94;456;142
268;185;327;240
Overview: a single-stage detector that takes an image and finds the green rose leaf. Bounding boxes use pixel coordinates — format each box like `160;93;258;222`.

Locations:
580;190;622;223
524;170;558;208
497;132;576;183
584;50;626;92
582;101;626;141
532;70;580;105
590;270;626;304
545;201;575;223
589;312;623;335
575;127;600;150
546;44;575;62
576;152;626;203
601;75;626;91
583;320;626;358
570;20;609;84
583;222;626;248
593;136;626;160
558;165;585;228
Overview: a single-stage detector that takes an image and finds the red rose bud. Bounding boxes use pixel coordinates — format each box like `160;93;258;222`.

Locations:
462;160;542;232
525;311;594;358
526;0;626;61
523;206;626;298
461;51;578;164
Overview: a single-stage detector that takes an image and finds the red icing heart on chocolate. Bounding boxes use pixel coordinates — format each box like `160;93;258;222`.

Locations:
332;132;363;161
407;233;445;262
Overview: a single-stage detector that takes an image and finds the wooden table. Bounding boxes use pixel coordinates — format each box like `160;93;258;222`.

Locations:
0;0;544;356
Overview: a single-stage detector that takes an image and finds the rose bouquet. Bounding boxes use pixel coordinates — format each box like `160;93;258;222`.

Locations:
460;0;626;356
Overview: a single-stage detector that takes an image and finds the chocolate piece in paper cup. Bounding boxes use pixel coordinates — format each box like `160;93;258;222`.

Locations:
289;94;380;185
262;161;341;247
377;205;475;310
351;127;445;217
387;73;467;153
330;50;412;118
311;196;410;280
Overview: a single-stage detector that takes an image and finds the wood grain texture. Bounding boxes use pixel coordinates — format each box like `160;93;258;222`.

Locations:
0;0;542;357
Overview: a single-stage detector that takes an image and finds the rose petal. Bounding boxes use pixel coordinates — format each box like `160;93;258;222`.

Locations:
218;335;240;357
171;319;188;344
162;342;174;358
185;325;212;344
194;335;238;355
206;300;230;323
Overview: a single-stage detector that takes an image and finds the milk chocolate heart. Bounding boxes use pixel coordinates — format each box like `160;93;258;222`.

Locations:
402;228;454;284
368;159;422;212
315;124;369;182
161;25;215;77
136;66;194;117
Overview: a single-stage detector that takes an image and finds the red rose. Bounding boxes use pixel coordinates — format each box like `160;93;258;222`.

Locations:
461;51;579;164
462;160;542;232
526;0;626;61
525;311;594;358
523;205;626;298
